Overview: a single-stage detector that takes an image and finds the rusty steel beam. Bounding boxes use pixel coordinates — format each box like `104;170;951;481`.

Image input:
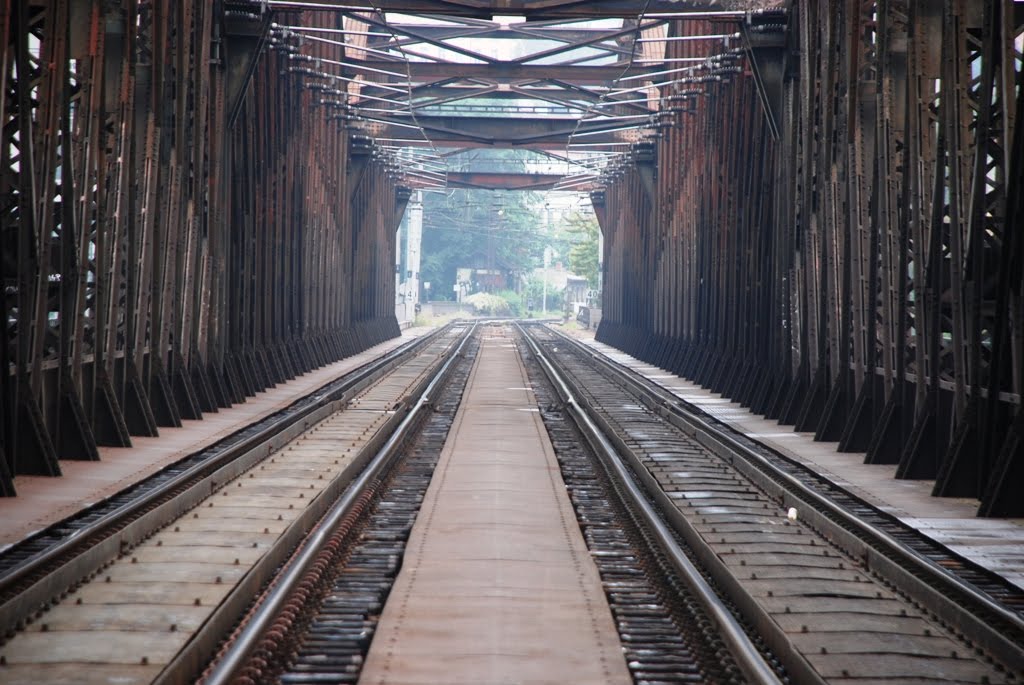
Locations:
353;84;652;116
440;171;595;190
5;0;1021;518
595;3;1024;516
272;0;742;19
356;113;657;146
0;1;404;495
343;60;661;84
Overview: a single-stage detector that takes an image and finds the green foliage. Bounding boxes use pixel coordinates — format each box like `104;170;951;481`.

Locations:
493;289;524;317
419;189;544;299
521;275;564;316
464;292;513;315
563;212;601;289
416;189;601;307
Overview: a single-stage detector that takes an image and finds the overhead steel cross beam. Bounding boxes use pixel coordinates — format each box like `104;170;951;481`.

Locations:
362;113;656;147
271;0;709;184
357;79;655;115
343;61;659;83
271;0;745;19
322;7;673;154
433;171;597;190
363;17;666;64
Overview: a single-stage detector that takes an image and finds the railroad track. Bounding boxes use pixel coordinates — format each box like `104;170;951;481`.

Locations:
521;335;780;684
5;320;1021;684
201;323;785;685
0;324;472;684
522;322;1024;684
0;329;437;629
202;322;479;685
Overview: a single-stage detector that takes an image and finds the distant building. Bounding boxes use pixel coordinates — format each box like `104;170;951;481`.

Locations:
531;264;591;316
564;275;589;314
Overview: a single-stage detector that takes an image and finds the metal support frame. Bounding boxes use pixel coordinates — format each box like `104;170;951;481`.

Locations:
596;2;1024;516
4;0;1022;516
0;2;403;494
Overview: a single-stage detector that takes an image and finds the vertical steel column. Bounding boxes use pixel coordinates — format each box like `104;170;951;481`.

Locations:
593;2;1023;514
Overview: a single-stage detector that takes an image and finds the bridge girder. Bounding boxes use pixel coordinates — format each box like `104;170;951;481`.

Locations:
7;0;1022;519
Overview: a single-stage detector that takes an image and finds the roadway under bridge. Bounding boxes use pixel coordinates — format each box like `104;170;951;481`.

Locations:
2;0;1023;519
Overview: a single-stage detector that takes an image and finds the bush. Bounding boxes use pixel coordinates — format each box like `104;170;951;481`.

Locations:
493;289;524;317
464;292;512;316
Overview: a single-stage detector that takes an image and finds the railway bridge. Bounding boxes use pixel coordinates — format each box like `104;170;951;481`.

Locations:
1;1;1023;683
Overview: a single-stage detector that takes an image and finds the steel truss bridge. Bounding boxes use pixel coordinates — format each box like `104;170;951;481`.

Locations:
2;0;1023;515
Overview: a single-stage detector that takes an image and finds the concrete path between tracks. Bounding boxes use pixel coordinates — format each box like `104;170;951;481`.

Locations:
360;327;630;685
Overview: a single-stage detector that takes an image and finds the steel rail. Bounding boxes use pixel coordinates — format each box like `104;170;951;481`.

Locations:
517;324;785;685
543;325;1024;668
0;328;443;619
204;322;477;685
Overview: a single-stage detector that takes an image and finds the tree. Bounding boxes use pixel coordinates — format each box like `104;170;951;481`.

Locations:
564;212;600;289
419;188;544;299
